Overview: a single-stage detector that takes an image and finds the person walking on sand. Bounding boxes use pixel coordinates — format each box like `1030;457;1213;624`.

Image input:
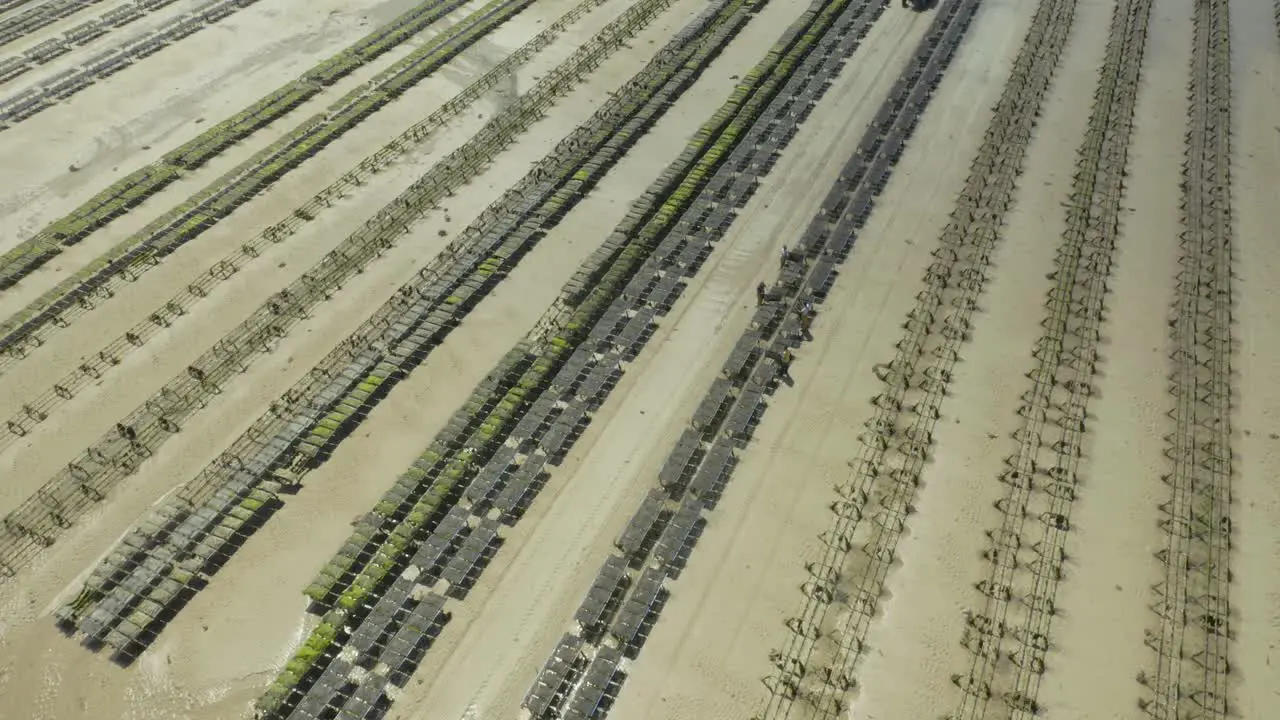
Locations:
757;281;768;306
779;246;791;268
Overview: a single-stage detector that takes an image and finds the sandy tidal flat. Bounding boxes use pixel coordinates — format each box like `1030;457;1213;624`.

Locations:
0;0;1276;718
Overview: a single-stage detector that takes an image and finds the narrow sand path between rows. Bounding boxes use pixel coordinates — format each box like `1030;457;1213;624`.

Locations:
1229;0;1280;713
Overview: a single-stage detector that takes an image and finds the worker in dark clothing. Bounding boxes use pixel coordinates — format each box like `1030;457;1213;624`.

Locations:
756;282;767;306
